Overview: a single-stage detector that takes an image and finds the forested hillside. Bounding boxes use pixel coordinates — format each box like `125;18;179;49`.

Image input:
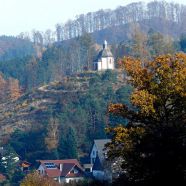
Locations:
12;1;186;47
0;1;185;92
54;1;186;42
0;36;34;61
0;71;131;163
0;29;184;92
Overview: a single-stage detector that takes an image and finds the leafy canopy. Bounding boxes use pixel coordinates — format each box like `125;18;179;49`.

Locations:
110;53;186;123
107;53;186;185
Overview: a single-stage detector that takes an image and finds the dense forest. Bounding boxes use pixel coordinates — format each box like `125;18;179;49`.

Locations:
0;71;132;185
17;1;186;43
0;28;185;92
0;36;34;61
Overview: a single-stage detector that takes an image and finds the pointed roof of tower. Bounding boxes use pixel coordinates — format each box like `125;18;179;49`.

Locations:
103;40;108;49
95;40;113;61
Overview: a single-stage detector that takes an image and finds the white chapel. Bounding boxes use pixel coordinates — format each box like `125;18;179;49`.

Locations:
93;40;115;71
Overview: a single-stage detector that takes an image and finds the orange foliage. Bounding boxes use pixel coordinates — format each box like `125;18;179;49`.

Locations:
0;74;21;102
114;53;186;117
107;53;186;185
20;171;60;186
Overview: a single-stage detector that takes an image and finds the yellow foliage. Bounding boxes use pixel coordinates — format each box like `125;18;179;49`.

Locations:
107;53;186;183
131;90;157;116
107;125;145;154
4;111;12;117
107;53;186;156
22;101;28;107
120;53;186;116
44;117;59;151
20;171;59;186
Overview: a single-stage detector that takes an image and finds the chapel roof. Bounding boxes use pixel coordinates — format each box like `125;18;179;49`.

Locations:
96;40;113;61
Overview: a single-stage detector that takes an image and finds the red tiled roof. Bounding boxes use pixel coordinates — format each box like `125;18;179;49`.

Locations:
0;174;6;181
60;163;75;177
38;159;84;178
20;161;31;168
45;169;61;178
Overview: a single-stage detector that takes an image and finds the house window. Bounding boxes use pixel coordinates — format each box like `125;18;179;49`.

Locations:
70;168;78;174
104;152;108;159
44;162;56;169
74;169;78;174
94;63;98;70
85;168;90;172
92;158;95;163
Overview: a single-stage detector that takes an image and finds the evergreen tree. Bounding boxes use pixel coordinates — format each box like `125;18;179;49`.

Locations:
180;33;186;53
66;127;78;159
58;127;77;159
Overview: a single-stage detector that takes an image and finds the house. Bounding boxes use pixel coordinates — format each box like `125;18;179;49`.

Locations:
37;159;85;183
0;147;4;156
90;139;112;181
80;156;92;173
0;173;6;183
20;161;31;173
94;40;115;71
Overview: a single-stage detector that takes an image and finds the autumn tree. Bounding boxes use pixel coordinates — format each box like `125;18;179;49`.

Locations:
20;171;60;186
0;74;21;102
147;30;175;57
129;23;149;61
45;116;59;152
0;73;6;102
107;53;186;186
6;77;21;101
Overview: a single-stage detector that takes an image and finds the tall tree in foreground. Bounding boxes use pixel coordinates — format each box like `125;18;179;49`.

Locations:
107;53;186;186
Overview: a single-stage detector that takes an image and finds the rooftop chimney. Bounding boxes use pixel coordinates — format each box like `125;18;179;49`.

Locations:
60;163;63;172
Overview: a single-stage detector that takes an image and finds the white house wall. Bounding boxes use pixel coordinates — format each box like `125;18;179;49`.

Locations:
90;144;98;165
95;57;114;71
107;57;114;69
93;170;105;180
60;177;84;183
101;58;108;70
97;62;102;71
38;165;45;175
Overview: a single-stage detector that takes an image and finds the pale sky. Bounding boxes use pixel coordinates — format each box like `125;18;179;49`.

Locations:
0;0;185;36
